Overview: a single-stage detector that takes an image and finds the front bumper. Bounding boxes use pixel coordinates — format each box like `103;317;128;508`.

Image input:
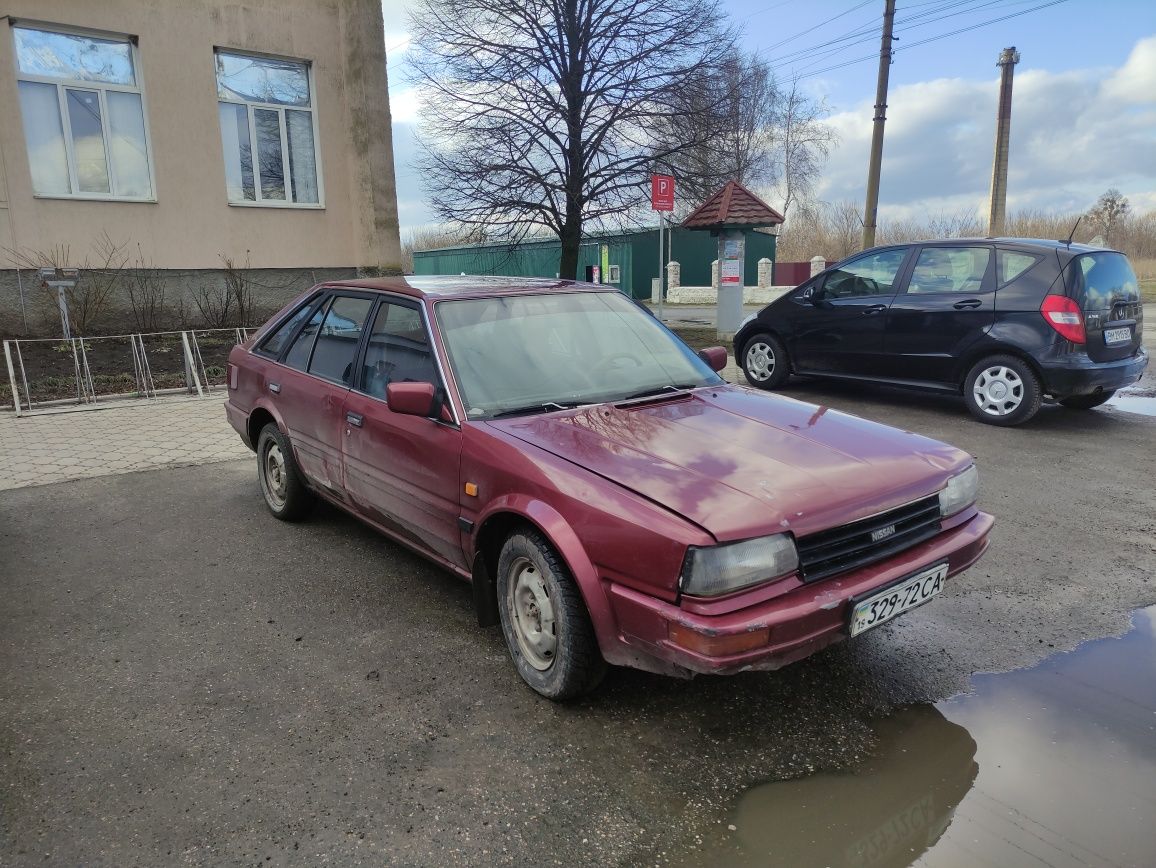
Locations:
1041;348;1148;398
605;509;993;677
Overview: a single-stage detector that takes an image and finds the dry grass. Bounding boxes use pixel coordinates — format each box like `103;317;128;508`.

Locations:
777;203;1156;268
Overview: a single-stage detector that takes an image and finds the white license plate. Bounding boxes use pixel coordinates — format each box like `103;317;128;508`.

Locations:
1104;326;1132;345
850;564;947;637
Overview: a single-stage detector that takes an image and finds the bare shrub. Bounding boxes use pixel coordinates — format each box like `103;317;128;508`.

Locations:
192;252;256;328
125;244;168;332
4;233;129;335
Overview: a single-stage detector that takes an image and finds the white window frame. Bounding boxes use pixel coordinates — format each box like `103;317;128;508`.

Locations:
11;20;157;202
214;47;325;209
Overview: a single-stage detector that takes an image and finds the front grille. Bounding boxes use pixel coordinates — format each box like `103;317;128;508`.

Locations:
797;495;942;583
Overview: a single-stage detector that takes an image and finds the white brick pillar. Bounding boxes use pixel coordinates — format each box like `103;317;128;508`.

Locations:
810;255;826;277
666;260;680;289
711;259;720;291
757;258;773;288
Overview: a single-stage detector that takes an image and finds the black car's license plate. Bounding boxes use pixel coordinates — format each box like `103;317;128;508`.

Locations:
1104;326;1132;345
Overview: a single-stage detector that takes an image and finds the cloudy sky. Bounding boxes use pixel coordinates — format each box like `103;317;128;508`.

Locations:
382;0;1156;236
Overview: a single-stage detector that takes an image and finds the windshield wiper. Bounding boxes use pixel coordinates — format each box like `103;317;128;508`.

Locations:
618;384;699;402
489;401;583;419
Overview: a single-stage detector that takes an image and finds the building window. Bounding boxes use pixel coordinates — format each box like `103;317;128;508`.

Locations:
13;24;154;200
215;49;321;207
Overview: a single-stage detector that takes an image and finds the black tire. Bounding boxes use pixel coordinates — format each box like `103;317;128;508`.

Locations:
1060;391;1115;410
963;355;1042;426
741;332;790;390
256;422;315;521
496;529;606;700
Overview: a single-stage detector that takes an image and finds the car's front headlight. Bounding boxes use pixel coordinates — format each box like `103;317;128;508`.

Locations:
939;464;979;517
680;533;799;597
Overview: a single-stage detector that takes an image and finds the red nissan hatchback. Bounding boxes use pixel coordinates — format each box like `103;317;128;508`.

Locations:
226;277;993;699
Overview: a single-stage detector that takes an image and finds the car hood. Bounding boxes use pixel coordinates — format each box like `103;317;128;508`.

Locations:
487;386;970;542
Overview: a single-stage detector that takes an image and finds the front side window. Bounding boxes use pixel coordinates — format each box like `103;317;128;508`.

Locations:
13;25;154;199
215;49;320;206
908;247;992;294
821;248;909;299
361;302;438;398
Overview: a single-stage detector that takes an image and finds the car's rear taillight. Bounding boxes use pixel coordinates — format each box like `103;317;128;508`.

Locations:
1040;294;1086;344
227;363;239;390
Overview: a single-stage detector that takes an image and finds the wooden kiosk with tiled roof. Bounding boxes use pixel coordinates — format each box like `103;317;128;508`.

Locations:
681;181;785;337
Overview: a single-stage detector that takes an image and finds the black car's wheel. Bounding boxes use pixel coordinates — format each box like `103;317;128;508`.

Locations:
741;333;790;390
496;529;606;701
1060;391;1115;410
256;423;315;521
963;355;1041;426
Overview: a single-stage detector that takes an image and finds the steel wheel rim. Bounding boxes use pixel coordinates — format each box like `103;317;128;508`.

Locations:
745;341;776;381
507;556;557;671
973;366;1024;416
261;441;288;509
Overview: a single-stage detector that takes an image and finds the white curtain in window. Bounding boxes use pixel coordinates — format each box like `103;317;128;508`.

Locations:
107;91;152;198
17;81;70;195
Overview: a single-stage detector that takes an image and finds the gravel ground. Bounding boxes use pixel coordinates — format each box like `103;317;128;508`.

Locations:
2;377;1154;866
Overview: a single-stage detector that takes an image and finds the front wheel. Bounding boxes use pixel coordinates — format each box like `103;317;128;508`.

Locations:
963;355;1041;426
496;529;606;700
741;332;790;389
1060;391;1115;410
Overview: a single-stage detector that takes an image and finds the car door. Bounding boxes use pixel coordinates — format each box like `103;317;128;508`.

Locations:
341;297;466;570
790;246;913;376
270;292;376;499
882;244;997;385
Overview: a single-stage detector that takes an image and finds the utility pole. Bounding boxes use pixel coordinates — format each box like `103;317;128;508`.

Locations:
987;47;1020;237
861;0;896;251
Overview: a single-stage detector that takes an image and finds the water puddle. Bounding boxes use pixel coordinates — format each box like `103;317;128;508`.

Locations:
1107;392;1156;417
699;606;1156;867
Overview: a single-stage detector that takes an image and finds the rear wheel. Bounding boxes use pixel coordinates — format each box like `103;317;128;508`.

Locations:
963;355;1041;426
741;333;790;390
1060;391;1115;410
496;529;606;700
257;423;315;521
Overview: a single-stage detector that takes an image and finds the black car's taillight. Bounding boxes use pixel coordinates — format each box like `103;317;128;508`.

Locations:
1040;294;1086;344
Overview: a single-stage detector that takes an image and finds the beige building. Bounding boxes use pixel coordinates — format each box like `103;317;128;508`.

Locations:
0;0;402;335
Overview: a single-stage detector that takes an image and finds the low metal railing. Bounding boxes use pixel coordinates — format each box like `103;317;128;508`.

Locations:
2;327;253;416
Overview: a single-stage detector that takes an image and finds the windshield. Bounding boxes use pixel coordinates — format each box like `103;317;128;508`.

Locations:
435;291;722;418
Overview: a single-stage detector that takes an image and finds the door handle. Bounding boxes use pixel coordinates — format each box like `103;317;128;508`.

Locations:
862;304;888;315
268;382;281;394
346;411;363;428
953;299;983;310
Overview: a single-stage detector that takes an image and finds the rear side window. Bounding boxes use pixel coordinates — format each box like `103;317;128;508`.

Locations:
284;301;328;370
257;299;316;358
996;250;1039;286
307;296;374;384
908;247;991;294
1069;253;1140;309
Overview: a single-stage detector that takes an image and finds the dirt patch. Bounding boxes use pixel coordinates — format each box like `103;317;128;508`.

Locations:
668;326;725;353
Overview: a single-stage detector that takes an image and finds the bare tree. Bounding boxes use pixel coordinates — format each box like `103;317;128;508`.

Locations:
660;50;781;207
125;244;169;333
407;0;736;279
777;76;837;220
1087;189;1130;244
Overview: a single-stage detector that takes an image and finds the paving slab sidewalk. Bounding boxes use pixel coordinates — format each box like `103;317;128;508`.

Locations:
0;398;250;491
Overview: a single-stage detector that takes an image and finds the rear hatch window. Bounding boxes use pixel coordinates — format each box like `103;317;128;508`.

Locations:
1066;252;1143;362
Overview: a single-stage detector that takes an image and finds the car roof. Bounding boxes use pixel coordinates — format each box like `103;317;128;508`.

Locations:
324;275;610;301
872;238;1114;254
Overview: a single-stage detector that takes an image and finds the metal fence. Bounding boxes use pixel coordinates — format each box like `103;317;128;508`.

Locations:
3;328;252;416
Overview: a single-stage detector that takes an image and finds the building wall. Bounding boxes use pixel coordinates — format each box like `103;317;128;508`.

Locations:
412;228;777;300
0;0;400;277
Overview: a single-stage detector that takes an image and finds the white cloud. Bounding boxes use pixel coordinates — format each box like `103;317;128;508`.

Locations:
816;34;1156;219
389;87;421;123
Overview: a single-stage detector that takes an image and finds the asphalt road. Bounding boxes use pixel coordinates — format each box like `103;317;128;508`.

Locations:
2;381;1155;865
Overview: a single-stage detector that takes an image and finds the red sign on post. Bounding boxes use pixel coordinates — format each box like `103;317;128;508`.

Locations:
651;174;675;211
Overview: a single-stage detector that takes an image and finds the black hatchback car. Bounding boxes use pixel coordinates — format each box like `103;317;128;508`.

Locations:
735;239;1148;425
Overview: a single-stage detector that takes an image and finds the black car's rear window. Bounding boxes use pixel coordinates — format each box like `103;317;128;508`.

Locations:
1068;252;1140;309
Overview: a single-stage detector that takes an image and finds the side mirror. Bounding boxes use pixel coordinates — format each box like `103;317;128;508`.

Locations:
386;381;437;417
698;346;728;372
